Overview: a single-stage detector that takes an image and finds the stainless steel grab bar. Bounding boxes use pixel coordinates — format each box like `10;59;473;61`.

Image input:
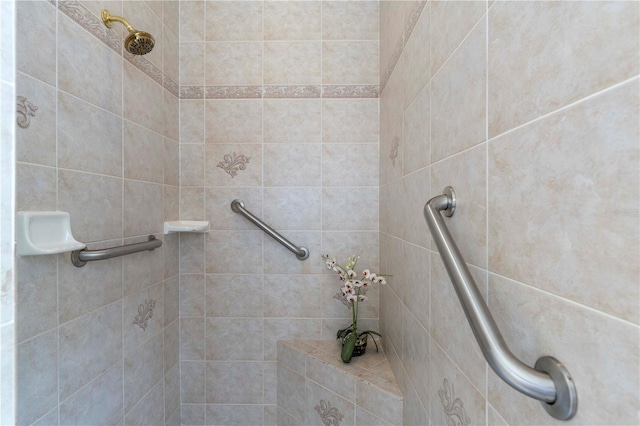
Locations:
71;235;162;267
231;199;309;260
424;187;577;421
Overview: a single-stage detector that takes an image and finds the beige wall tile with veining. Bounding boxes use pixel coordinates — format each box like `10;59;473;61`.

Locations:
205;99;262;144
403;2;430;107
163;24;179;84
206;187;263;230
264;99;321;143
263;187;321;231
180;42;205;86
164;90;179;142
205;42;262;86
402;167;431;249
263;143;321;187
124;334;163;413
16;256;57;342
488;1;640;136
124;381;164;426
323;41;379;85
180;144;204;187
278;365;306;422
16;163;56;212
122;235;164;297
205;1;262;41
401;242;430;330
205;318;263;360
322;186;379;231
124;180;163;237
488;273;640;425
264;274;321;318
323;1;378;41
180;233;205;273
322;99;379;144
180;1;204;42
58;169;122;243
403;84;430;175
488;80;639;324
206;361;263;403
206;274;264;318
164;138;179;186
58;14;122;115
17;329;57;425
205;230;263;274
180;318;205;361
322;144;379;187
180;361;205;403
264;1;321;41
125;121;164;183
401;366;430;426
379;180;403;239
124;61;164;135
16;0;56;85
380;60;404;185
431;19;486;162
164;275;179;326
379;0;404;87
264;42;321;85
180;100;205;144
206;405;264;426
205;143;262;187
164;321;179;374
180;274;205;318
58;91;123;177
430;1;486;77
180;187;205;221
264;319;321;360
164;364;180;418
59;301;122;400
16;72;56;166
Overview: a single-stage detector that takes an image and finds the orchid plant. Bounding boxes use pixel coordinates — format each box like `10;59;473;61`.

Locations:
322;254;387;363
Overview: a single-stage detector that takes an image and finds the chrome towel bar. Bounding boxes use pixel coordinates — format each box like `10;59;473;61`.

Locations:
231;199;309;261
424;187;577;420
71;235;162;267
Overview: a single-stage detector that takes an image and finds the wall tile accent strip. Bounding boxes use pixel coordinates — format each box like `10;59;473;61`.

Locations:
322;85;379;99
380;1;428;92
438;379;471;426
207;86;263;99
264;85;321;99
133;299;156;331
314;399;344;426
55;0;179;97
217;152;251;178
180;85;380;99
16;96;38;129
389;136;400;167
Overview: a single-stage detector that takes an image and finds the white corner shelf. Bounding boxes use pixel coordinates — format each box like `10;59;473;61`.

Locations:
16;211;86;256
164;220;209;234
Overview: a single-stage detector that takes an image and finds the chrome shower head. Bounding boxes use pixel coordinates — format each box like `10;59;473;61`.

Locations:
101;9;155;56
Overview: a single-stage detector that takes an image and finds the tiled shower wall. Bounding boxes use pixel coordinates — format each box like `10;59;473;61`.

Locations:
177;2;380;424
14;1;180;424
379;1;639;425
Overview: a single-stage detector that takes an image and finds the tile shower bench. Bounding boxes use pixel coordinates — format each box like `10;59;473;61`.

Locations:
277;339;402;426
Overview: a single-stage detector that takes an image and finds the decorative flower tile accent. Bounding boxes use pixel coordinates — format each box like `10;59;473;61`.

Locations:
217;152;250;178
16;96;38;129
314;400;343;426
206;86;262;99
438;378;471;426
389;136;400;167
133;299;156;331
322;85;380;99
264;85;321;99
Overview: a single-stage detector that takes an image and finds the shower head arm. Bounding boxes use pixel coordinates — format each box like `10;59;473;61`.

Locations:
101;10;135;33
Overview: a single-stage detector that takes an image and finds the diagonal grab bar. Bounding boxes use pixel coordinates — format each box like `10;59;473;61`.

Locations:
424;187;577;421
231;199;309;261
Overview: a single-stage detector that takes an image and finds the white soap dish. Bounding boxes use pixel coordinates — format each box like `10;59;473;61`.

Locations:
164;220;209;234
16;211;86;255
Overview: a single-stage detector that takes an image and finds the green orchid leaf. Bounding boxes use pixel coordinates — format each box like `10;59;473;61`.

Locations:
341;333;356;363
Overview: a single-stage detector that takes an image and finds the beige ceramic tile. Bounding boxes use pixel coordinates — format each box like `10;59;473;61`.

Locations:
15;72;56;166
124;282;164;349
402;167;432;249
322;144;379;187
15;256;57;343
206;274;264;318
379;233;404;304
180;318;205;360
323;41;379;85
206;405;264;426
401;242;430;330
164;1;179;39
180;1;204;42
402;84;431;175
205;99;262;144
180;100;205;144
262;187;321;231
205;42;262;86
379;179;403;239
164;24;179;83
205;144;262;187
164;276;179;327
180;274;205;317
206;361;263;403
124;381;164;426
164;363;180;417
205;187;263;230
431;19;486;162
164;89;180;142
379;0;404;89
264;274;322;318
124;334;163;413
264;318;321;360
430;1;486;77
164;138;179;185
180;187;205;221
125;121;163;183
122;235;164;297
181;403;205;423
322;187;379;231
205;230;263;274
263;99;322;143
58;14;122;115
263;231;321;275
123;61;164;135
264;42;321;85
322;232;379;275
400;380;429;426
163;232;179;279
488;80;639;324
205;1;262;41
180;42;205;86
16;0;56;85
263;143;321;187
322;1;378;41
179;233;205;274
277;365;306;421
205;318;263;360
123;180;163;237
322;99;379;144
380;59;404;185
488;273;640;425
180;361;205;403
487;403;509;426
15;163;56;214
58;169;122;243
264;1;321;41
379;285;402;366
305;377;355;425
489;1;640;136
180;144;204;187
403;2;430;108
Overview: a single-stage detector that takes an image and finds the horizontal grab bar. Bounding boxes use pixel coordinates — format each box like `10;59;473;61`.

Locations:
231;199;309;261
71;235;162;267
424;187;577;421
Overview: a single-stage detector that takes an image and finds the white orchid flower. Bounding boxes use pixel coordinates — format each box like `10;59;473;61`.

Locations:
358;295;367;302
362;269;370;278
353;280;363;287
346;294;356;303
347;269;356;279
378;276;387;285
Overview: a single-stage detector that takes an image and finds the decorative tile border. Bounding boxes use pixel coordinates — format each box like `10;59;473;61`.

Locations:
264;85;321;99
322;85;379;99
180;85;380;100
380;1;428;93
207;86;262;99
16;96;38;129
438;379;471;426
